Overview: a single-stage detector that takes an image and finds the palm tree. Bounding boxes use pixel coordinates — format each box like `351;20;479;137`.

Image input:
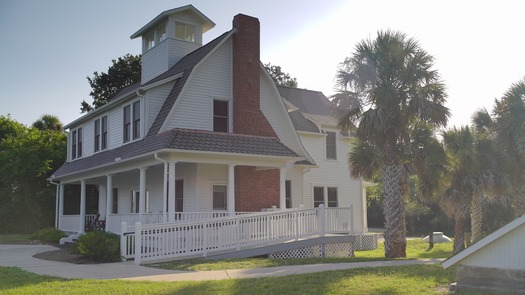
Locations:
491;78;525;215
333;30;449;258
441;126;505;253
32;114;63;131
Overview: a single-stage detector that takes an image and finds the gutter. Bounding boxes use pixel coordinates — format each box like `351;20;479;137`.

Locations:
48;179;60;229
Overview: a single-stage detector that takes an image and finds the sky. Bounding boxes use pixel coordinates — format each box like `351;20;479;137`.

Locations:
1;0;524;129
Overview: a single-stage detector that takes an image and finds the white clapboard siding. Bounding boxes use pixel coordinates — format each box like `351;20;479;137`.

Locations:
164;38;232;131
260;73;309;160
462;223;525;270
145;81;176;134
82;120;94;158
108;104;124;150
141;40;170;84
196;163;228;212
285;166;304;208
299;131;366;233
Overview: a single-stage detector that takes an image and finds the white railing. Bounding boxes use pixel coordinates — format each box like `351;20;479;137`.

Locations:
122;205;353;264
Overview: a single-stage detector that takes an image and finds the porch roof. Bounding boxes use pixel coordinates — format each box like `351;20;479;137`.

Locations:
51;128;301;179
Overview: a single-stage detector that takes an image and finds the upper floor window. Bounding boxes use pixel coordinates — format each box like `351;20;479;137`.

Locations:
123;101;141;143
145;23;167;51
71;127;83;160
175;22;196;42
326;132;337;159
213;100;228;132
94;115;108;153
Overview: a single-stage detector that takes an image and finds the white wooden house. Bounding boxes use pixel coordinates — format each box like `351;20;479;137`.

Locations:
50;5;368;261
442;214;525;293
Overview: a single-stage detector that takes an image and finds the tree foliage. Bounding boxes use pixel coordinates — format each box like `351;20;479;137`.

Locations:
0;115;66;233
81;54;141;113
264;63;298;88
32;114;63;131
334;30;449;258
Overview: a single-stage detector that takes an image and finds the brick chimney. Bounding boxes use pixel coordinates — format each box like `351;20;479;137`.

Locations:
232;14;277;138
232;14;280;212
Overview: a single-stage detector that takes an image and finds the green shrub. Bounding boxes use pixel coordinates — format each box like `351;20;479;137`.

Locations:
73;231;120;262
30;228;67;244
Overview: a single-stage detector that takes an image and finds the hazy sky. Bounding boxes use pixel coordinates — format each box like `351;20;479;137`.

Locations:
1;0;524;128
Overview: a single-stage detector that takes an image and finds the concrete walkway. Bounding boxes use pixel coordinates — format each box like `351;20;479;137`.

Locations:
0;244;444;281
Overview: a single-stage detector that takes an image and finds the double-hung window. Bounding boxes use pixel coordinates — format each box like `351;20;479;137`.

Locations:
94;116;108;152
313;186;338;207
71;127;83;160
326;131;337;159
213;100;228;132
327;187;338;207
123;101;140;143
212;185;227;210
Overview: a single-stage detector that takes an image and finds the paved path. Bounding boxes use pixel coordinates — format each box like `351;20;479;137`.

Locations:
0;244;444;281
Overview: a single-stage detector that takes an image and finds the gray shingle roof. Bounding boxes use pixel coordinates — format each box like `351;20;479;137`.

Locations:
277;86;333;116
52;128;301;178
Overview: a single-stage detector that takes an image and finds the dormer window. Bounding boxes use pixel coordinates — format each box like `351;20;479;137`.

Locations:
144;22;167;51
175;22;196;42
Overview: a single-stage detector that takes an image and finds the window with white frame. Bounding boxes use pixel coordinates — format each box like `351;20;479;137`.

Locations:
144;22;167;51
175;21;196;42
314;186;338;207
212;185;227;210
326;131;337;159
131;190;149;213
213;100;229;132
94;115;108;152
123;101;140;143
71;127;83;160
327;187;338;207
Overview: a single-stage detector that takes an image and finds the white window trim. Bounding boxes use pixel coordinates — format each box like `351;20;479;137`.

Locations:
123;99;143;144
70;126;83;161
212;99;231;133
93;114;108;153
312;185;339;208
324;131;337;160
211;183;228;212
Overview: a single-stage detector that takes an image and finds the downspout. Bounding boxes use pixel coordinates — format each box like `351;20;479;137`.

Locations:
154;153;169;223
48;179;60;229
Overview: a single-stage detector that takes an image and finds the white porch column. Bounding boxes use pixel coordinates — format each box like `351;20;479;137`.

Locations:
105;174;113;232
227;164;236;216
162;162;168;223
168;162;176;222
58;184;64;229
54;184;59;228
139;167;147;223
279;167;286;210
79;180;86;233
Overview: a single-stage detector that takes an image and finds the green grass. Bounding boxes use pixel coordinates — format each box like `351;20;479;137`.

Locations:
1;264;457;294
151;238;453;271
0;234;31;244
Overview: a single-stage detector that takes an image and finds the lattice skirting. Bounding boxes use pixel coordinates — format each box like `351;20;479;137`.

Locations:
269;243;354;259
353;233;379;251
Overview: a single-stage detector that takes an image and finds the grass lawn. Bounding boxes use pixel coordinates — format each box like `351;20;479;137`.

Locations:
0;264;457;294
150;238;453;271
0;234;31;244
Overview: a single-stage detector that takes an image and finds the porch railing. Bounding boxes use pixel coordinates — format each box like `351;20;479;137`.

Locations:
122;205;353;264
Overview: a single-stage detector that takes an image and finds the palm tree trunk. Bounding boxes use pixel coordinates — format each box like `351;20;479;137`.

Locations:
470;193;483;244
381;164;407;258
453;215;466;254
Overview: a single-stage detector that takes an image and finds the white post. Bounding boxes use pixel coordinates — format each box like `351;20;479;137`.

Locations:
349;204;354;235
319;204;325;237
58;184;64;229
168;162;176;222
279;167;286;210
105;174;113;232
54;184;59;228
134;222;142;265
162;162;168;223
79;180;86;233
120;222;127;260
227;164;235;216
139;168;146;223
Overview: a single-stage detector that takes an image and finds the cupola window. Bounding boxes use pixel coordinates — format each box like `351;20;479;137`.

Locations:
175;22;196;42
144;22;167;51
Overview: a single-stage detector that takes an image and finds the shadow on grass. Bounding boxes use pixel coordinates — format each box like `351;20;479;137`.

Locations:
0;267;66;291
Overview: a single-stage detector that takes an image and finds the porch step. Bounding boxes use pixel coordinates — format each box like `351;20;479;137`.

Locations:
59;233;80;245
206;234;355;260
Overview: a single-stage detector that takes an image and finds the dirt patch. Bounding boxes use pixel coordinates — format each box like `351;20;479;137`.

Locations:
33;245;100;264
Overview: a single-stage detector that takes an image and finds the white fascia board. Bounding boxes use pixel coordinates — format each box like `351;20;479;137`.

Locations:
297;130;325;136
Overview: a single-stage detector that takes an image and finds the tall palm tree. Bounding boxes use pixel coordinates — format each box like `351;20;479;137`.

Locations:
492;78;525;215
333;30;449;258
32;114;63;131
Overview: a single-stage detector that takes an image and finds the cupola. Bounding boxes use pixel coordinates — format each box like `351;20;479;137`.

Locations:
131;5;215;84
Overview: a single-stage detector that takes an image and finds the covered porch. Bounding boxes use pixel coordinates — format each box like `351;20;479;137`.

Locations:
54;149;299;235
